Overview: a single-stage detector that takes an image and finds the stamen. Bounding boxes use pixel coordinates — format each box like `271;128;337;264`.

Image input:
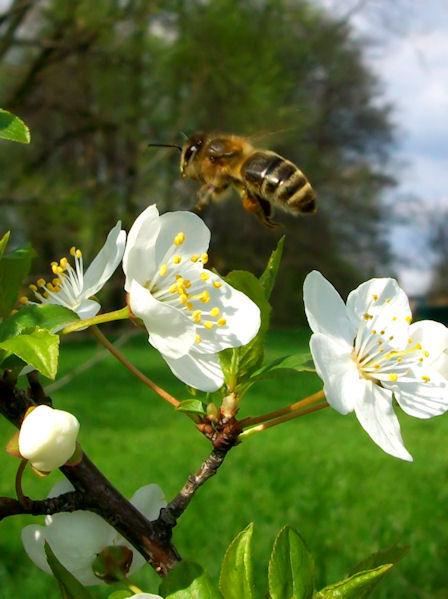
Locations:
186;302;193;311
200;253;208;264
192;310;202;323
195;334;201;344
159;264;168;276
37;278;46;287
200;291;210;304
19;296;28;304
388;373;398;382
191;254;199;263
363;313;372;320
217;318;226;327
372;294;378;301
421;375;430;383
209;307;220;317
169;284;177;294
29;284;37;291
203;321;214;330
405;316;412;323
174;232;185;246
213;280;222;289
200;272;210;281
173;255;182;264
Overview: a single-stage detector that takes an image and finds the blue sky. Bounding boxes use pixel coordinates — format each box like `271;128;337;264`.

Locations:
320;0;448;294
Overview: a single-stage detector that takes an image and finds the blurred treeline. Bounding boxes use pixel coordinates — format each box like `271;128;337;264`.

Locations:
0;0;395;325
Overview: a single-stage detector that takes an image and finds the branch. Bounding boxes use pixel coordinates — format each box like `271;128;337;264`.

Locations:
0;375;181;576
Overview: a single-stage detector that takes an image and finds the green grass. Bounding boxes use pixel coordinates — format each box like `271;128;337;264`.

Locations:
2;329;448;598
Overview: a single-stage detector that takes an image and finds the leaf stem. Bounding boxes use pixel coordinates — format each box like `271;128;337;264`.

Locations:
15;459;31;508
61;306;130;334
239;389;325;428
90;326;180;408
239;400;329;439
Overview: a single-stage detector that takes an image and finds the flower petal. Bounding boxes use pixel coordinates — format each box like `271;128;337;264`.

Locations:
309;332;358;414
192;279;261;354
75;298;101;320
123;205;160;290
163;350;224;391
155;211;210;266
22;525;52;575
83;221;126;298
409;320;448;365
303;271;355;344
391;370;448;418
353;381;413;461
128;280;195;359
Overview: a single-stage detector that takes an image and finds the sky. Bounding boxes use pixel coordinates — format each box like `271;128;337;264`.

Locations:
319;0;448;295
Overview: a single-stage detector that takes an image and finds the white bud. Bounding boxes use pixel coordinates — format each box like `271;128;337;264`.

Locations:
18;405;80;472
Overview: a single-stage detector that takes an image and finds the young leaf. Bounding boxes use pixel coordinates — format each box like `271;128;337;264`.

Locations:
259;236;285;300
0;328;59;379
250;353;315;382
176;399;207;417
221;271;271;392
313;564;393;599
269;525;315;599
0;231;10;260
159;560;222;599
44;542;93;599
219;523;255;599
0;109;31;143
0;303;78;342
0;244;35;318
347;543;409;577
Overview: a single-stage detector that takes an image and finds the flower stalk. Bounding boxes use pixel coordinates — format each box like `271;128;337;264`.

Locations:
62;306;130;334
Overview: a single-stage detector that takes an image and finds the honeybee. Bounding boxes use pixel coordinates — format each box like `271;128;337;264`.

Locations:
180;133;316;228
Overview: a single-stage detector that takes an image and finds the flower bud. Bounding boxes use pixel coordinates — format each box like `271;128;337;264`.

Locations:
18;405;80;472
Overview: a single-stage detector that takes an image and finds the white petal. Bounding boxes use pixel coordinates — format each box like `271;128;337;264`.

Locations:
155;211;210;265
128;280;195;359
123;205;160;290
83;222;126;297
45;511;114;585
353;381;413;461
409;320;448;366
75;298;101;320
303;271;355;344
193;279;261;354
309;333;359;414
163;350;224;391
22;525;52;575
433;350;448;378
391;370;448;418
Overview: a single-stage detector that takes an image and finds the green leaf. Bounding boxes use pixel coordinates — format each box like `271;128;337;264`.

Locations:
160;560;223;599
0;303;78;342
219;523;255;599
348;543;409;578
0;231;10;260
250;353;315;381
220;271;271;394
0;109;31;143
0;244;35;318
176;399;207;416
259;236;285;299
108;592;133;599
44;542;93;599
269;525;315;599
0;328;59;379
313;564;393;599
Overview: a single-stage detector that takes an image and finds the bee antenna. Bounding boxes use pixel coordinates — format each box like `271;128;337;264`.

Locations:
147;143;182;152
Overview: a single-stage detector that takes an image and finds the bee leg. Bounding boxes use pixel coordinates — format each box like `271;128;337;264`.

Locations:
195;183;229;211
240;189;278;228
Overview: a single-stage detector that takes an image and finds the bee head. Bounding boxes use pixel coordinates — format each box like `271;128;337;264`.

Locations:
180;134;205;178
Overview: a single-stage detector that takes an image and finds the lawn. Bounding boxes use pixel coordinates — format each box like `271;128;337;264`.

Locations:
1;329;448;598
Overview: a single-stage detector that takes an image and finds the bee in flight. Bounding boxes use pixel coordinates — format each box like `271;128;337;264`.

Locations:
149;133;316;228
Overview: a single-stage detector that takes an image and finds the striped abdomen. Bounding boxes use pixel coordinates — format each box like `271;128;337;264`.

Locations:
240;151;316;214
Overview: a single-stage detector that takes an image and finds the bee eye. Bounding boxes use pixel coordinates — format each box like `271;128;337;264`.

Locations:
184;141;202;164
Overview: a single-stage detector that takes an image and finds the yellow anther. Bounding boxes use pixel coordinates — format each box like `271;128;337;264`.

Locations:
169;284;177;294
186;302;193;311
173;255;182;265
51;264;60;274
388;373;398;382
372;330;377;335
184;279;191;288
191;254;199;263
374;364;380;369
52;277;61;285
385;298;391;303
377;341;383;346
423;350;429;357
37;278;46;287
70;246;76;256
408;338;413;344
159;264;168;276
415;343;422;350
19;296;28;304
210;307;220;317
51;261;58;267
405;316;412;323
380;330;385;335
192;310;202;323
203;321;214;330
372;294;378;301
363;313;372;320
419;358;424;363
389;335;394;341
421;375;430;383
195;334;201;344
179;294;188;304
29;284;37;291
200;253;208;264
397;357;402;362
60;257;68;267
200;291;210;304
200;272;210;281
217;318;227;327
43;291;50;298
213;280;222;289
392;316;397;321
174;232;185;246
75;249;82;258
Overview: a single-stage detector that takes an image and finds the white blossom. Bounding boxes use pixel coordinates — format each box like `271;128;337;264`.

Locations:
123;205;261;391
30;222;126;320
22;481;166;586
304;270;448;461
18;405;80;472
